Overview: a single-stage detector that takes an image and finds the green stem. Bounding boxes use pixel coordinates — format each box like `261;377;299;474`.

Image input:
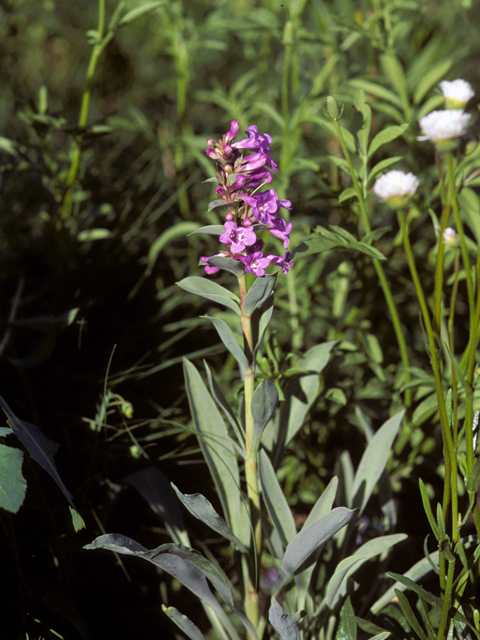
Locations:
437;559;455;640
238;274;261;638
60;0;106;228
333;117;412;407
398;209;454;590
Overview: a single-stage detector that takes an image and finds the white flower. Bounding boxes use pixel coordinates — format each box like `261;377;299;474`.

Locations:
443;227;458;247
373;170;419;208
439;79;474;109
418;110;471;150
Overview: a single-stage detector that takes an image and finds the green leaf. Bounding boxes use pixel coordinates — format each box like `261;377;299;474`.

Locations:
413;59;453;105
304;476;338;527
69;507;86;532
272;507;355;594
202;315;250;372
325;556;365;608
126;468;189;545
162;606;206;640
307;115;356;152
207;256;245;277
259;450;297;550
351;411;404;514
419;479;439;540
118;1;165;26
208;198;232;212
243;273;277;316
183;359;249;546
177;277;240;315
0;444;26;513
189;225;224;236
0;396;82;530
292;226;386;261
268;597;300;640
77;228;112;242
394;590;429;640
337;597;357;640
0;136;18;156
251;380;278;454
171;484;248;553
354;90;372;157
412;392;438;426
368;124;408;158
380;54;410;118
0;426;13;436
148;222;200;272
338;187;357;203
368;156;404;183
203;362;244;453
348;79;403;108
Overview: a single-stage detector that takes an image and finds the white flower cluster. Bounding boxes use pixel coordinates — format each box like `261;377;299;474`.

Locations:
373;171;419;208
418;78;474;150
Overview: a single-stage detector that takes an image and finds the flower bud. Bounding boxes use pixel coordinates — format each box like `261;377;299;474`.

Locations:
326;96;341;120
443;227;459;247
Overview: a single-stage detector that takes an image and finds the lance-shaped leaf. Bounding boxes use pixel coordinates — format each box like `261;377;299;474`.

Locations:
207;257;245;277
0;395;85;531
190;225;224;236
171;484;248;553
148;222;200;273
125;468;189;545
183;359;249;546
351;411;404;514
259;450;296;551
251;380;278;454
177;277;241;315
292;226;386;261
268;597;300;640
0;444;26;513
204;361;244;454
162;606;206;640
367;124;408;158
243;273;277;316
272;507;355;595
203;316;250;372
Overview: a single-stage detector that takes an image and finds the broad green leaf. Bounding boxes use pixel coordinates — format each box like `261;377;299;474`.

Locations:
208;199;232;211
0;395;83;531
148;222;200;271
171;484;248;553
118;1;165;26
125;468;189;545
268;597;300;640
203;362;244;453
326;534;406;609
259;450;296;550
85;534;233;607
177;277;241;315
368;124;408;158
338;187;357;203
413;59;453;105
207;256;245;277
203;315;250;372
337;596;357;640
243;273;277;316
190;225;224;236
162;606;206;640
0;444;26;513
251;380;278;454
272;507;355;594
183;359;249;546
352;411;404;514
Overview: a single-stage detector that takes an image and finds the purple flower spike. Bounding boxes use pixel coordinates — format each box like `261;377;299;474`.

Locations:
241;251;271;276
232;125;273;155
219;221;257;253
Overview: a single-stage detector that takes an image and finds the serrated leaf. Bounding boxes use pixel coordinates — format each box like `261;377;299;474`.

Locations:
0;444;26;513
272;507;355;594
203;315;250;372
368;124;408;158
171;484;248;553
177;277;240;314
125;468;188;545
268;597;300;640
351;411;404;514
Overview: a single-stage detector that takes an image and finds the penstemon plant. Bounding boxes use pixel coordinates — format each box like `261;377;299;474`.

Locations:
85;121;406;640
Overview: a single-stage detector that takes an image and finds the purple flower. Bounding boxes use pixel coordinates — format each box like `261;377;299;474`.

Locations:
219;221;257;253
268;218;292;248
232;125;273;155
239;189;291;224
267;252;293;274
241;251;271;276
